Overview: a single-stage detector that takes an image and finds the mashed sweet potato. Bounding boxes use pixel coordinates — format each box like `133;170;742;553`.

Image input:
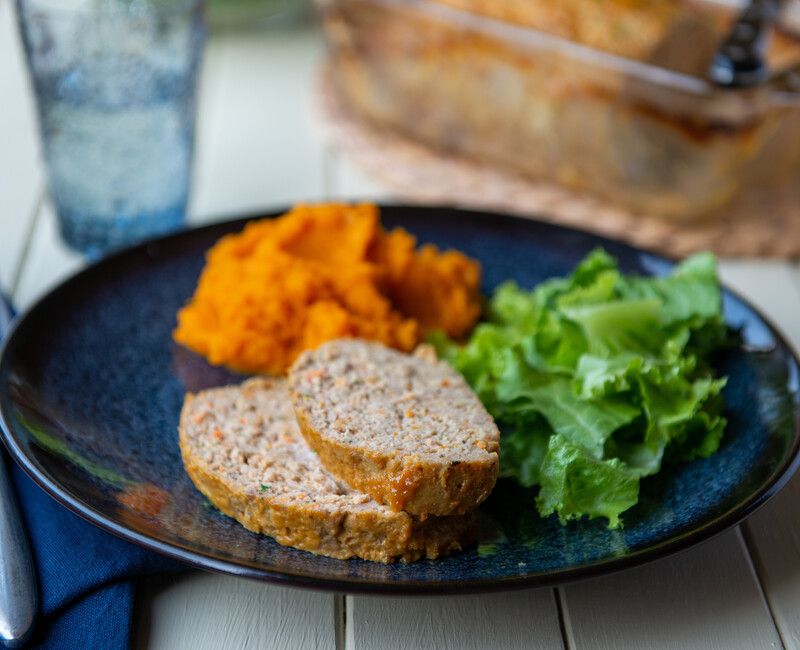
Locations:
173;203;482;375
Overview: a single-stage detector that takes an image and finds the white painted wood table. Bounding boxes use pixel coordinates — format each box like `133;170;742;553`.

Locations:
3;6;800;649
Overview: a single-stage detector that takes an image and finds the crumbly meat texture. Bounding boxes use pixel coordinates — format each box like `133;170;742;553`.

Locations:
179;377;475;563
289;339;500;516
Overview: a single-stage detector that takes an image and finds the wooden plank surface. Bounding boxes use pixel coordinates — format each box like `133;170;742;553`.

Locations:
325;148;394;202
717;262;800;353
11;201;82;308
133;573;337;650
560;529;781;650
717;262;800;650
0;0;43;292
190;29;327;221
346;590;564;650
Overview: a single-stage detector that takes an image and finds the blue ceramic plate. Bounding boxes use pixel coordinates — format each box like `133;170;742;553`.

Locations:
1;206;799;594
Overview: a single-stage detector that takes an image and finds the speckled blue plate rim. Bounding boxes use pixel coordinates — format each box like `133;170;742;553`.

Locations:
1;204;799;596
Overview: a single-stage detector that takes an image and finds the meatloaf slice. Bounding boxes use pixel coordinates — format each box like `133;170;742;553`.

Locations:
289;339;500;516
179;377;475;563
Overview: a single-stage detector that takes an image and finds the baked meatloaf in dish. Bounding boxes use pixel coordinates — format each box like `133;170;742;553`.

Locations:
322;0;800;218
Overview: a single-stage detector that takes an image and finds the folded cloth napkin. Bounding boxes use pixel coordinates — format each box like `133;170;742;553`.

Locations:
0;295;184;649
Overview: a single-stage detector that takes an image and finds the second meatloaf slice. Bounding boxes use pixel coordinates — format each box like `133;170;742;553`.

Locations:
289;339;500;516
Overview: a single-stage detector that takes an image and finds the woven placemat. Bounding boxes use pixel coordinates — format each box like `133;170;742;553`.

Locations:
317;73;800;259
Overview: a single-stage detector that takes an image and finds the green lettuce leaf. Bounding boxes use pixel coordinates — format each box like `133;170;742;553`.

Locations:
433;249;729;528
499;414;552;487
537;434;640;529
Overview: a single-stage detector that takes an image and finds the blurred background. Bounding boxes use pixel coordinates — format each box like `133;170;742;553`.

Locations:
3;0;800;293
2;2;800;648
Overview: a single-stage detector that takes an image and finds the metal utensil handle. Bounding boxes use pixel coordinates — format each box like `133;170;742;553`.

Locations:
709;0;785;87
0;295;36;648
0;456;37;648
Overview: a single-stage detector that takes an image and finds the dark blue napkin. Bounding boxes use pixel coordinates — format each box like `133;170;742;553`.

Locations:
0;295;184;649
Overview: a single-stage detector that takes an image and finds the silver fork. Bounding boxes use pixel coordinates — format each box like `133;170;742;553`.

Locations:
0;296;37;648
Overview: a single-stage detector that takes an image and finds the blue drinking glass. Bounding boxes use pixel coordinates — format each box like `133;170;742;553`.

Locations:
16;0;205;255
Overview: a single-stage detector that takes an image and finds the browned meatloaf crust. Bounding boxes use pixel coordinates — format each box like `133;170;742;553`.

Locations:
179;377;476;563
289;339;499;517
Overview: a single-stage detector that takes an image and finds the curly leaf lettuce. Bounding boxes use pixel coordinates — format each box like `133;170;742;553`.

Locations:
538;435;639;529
433;250;729;528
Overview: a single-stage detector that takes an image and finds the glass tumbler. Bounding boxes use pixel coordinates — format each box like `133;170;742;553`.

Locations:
16;0;205;255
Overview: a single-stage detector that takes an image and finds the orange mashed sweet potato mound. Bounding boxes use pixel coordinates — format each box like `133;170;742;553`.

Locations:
173;203;482;375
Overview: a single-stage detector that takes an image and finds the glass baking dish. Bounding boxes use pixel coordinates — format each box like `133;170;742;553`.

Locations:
320;0;800;219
